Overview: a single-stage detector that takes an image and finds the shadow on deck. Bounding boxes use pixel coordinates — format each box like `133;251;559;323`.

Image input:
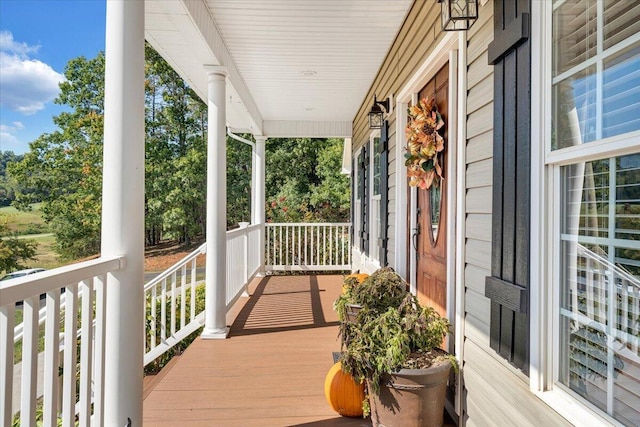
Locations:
143;274;372;426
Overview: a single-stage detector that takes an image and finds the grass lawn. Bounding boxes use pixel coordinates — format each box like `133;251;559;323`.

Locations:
0;203;50;236
26;234;62;270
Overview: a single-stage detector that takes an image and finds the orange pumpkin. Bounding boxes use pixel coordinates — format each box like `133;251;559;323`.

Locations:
342;273;369;294
324;361;365;417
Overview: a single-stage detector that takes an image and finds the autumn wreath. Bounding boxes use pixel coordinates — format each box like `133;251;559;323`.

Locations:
404;97;445;190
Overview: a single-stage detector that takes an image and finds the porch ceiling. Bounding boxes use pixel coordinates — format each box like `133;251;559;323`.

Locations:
145;0;412;137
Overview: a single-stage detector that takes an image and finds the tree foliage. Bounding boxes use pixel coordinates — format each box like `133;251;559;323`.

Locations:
9;53;105;259
0;216;37;273
9;46;350;261
265;137;349;223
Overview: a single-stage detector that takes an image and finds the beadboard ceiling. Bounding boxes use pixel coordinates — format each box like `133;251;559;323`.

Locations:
145;0;412;136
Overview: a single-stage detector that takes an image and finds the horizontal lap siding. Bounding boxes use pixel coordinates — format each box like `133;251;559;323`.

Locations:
464;340;572;426
352;0;439;270
387;115;397;270
464;0;493;353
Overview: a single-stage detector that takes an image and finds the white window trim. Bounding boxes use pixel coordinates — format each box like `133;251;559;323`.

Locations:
369;130;382;265
531;2;639;426
395;30;465;415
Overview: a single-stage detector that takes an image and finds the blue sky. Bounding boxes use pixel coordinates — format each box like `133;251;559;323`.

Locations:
0;0;106;154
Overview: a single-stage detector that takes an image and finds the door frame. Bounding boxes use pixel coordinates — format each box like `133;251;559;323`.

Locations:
394;31;466;415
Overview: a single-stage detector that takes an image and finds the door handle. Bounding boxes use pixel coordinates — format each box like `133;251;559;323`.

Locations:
412;224;420;251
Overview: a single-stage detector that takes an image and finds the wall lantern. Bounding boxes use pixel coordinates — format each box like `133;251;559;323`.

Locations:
438;0;478;31
368;95;389;130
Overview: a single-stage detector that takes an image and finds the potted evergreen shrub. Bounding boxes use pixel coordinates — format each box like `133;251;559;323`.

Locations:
334;267;457;427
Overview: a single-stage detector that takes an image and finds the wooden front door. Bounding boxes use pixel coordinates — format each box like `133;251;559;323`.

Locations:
416;63;449;319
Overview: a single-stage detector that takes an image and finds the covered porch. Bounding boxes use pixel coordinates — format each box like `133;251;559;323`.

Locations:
0;1;417;425
142;274;367;426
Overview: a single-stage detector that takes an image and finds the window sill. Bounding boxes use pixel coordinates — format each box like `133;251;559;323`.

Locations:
534;389;623;427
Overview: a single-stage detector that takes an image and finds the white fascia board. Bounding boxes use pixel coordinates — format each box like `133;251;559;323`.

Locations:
181;0;263;134
263;120;353;138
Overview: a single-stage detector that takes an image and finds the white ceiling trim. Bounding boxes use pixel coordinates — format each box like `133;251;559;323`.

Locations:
263;120;352;138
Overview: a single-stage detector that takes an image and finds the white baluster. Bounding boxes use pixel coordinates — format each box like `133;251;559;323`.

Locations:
21;296;39;425
93;274;106;426
151;284;157;349
0;304;15;426
171;272;177;336
79;279;94;425
161;279;167;341
191;260;196;323
181;265;187;330
62;284;78;427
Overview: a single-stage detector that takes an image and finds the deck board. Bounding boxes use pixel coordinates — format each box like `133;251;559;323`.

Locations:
143;274;372;426
143;274;455;426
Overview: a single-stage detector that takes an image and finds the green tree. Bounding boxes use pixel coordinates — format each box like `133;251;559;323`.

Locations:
310;138;350;221
227;135;252;227
9;54;105;259
265;138;350;223
145;44;208;244
0;216;37;273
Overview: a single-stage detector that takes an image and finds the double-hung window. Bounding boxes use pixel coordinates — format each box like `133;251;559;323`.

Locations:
546;1;640;424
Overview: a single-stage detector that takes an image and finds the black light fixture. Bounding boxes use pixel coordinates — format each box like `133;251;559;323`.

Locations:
368;95;389;130
438;0;478;31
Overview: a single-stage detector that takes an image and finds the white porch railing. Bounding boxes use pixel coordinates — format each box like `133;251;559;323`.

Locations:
144;243;206;367
3;223;262;424
1;257;124;426
265;223;351;271
144;223;262;366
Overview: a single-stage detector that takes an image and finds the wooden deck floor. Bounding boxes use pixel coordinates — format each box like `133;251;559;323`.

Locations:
143;274;372;426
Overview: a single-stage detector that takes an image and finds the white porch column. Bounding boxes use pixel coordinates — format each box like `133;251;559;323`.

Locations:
202;66;229;339
252;136;266;225
253;136;266;271
101;0;144;424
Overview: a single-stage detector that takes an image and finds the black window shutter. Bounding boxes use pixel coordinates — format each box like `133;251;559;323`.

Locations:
379;121;389;266
363;145;370;256
485;0;531;374
358;147;369;255
351;157;355;246
358;151;365;252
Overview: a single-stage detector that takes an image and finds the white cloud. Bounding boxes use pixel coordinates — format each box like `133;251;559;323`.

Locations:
0;123;21;147
0;31;64;115
0;31;40;57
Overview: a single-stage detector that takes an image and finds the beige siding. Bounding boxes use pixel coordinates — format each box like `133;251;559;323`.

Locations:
351;0;440;269
464;340;572;427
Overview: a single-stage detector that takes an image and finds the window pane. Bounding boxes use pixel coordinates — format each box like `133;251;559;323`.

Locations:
603;43;640;139
553;0;597;76
552;0;640;151
562;159;609;237
559;155;640;426
603;0;640;50
616;154;640;242
553;66;597;149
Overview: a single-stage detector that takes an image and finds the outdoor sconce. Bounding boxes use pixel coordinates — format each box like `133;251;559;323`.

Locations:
438;0;478;31
368;95;389;130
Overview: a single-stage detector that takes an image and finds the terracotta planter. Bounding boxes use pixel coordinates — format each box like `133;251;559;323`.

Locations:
368;359;452;427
